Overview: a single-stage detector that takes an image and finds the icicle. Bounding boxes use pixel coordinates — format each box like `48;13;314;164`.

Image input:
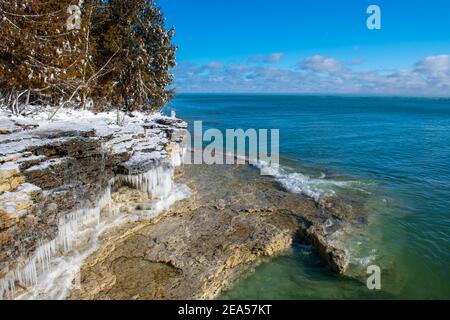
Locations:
0;187;113;300
35;241;57;271
0;147;189;300
100;143;107;173
0;277;15;300
114;165;174;199
171;145;187;167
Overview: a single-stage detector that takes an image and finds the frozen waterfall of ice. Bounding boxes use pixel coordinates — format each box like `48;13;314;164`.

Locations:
0;148;190;300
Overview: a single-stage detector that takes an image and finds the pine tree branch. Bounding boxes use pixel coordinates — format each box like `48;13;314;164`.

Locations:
48;50;119;120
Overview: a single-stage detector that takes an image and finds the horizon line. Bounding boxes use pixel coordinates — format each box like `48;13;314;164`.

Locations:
173;92;450;99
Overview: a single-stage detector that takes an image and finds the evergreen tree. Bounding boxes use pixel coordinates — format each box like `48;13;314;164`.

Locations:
100;0;176;112
0;0;83;111
0;0;176;114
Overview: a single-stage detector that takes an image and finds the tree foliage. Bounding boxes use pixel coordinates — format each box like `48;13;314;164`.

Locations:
0;0;176;114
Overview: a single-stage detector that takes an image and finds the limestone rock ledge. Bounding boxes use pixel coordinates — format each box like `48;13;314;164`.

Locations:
68;164;359;300
0;109;188;299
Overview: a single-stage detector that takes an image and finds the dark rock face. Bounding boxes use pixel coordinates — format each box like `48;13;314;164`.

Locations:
0;112;187;292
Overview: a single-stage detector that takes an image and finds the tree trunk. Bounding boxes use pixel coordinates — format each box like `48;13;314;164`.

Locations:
25;89;31;112
14;91;19;116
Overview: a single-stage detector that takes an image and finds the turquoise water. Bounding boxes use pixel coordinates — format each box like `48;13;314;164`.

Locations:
166;94;450;299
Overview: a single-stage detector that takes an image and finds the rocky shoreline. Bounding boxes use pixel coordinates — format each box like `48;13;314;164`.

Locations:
0;108;188;299
0;108;364;300
69;163;362;300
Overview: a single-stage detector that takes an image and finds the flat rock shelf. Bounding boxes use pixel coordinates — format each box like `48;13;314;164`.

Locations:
69;163;363;300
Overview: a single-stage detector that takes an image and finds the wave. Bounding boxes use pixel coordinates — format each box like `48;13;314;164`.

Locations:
255;160;357;202
184;148;359;202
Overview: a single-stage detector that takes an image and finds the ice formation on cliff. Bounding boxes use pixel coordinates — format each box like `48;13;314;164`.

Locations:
0;116;189;300
114;165;174;199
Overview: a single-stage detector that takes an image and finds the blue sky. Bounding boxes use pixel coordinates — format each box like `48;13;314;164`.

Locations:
160;0;450;96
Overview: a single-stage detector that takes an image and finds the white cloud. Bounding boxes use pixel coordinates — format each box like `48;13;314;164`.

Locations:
248;53;284;64
206;62;224;70
414;55;450;77
413;55;450;91
173;54;450;97
300;55;345;73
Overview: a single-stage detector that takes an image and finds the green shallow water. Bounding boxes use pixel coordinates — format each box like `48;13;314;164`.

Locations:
166;94;450;299
219;243;392;300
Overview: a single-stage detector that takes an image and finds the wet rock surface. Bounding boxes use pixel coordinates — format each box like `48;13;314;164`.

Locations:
69;163;364;300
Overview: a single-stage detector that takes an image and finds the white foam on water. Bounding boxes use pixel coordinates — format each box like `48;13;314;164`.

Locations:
352;253;377;267
0;148;190;300
254;160;355;202
204;150;356;202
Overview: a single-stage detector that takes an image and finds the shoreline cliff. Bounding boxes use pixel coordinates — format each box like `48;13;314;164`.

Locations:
0;107;189;299
0;107;358;300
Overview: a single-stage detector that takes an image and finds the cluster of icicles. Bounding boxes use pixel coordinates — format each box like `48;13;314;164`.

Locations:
0;147;188;300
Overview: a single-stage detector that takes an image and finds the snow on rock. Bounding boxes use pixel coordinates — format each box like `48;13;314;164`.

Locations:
16;183;42;195
0;162;20;179
0;119;20;135
25;157;72;173
0;106;189;300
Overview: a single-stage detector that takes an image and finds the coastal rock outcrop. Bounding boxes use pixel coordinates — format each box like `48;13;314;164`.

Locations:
0;108;360;300
68;164;358;300
0;109;188;299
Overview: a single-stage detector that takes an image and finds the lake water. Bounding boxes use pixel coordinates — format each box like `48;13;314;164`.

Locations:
166;94;450;299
